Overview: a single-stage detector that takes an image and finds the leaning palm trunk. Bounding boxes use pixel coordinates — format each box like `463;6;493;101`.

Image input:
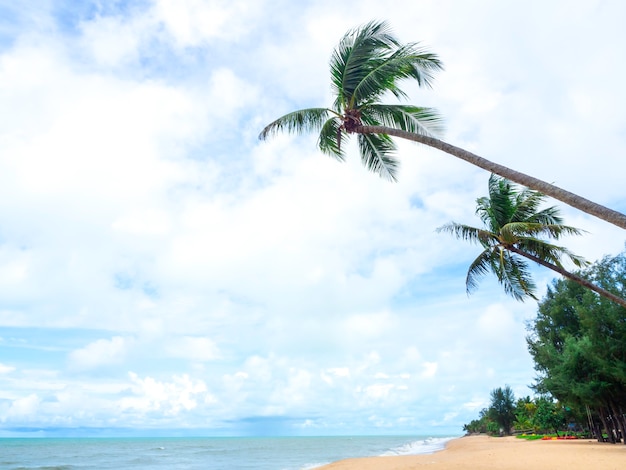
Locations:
506;245;626;308
609;401;626;445
598;407;617;443
356;125;626;231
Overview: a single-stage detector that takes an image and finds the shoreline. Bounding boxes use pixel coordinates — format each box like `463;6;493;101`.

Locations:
316;434;625;469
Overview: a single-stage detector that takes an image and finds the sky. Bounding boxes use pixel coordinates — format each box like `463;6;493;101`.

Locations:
0;0;625;437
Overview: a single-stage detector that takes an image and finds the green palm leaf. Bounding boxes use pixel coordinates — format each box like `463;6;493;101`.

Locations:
502;222;586;240
367;104;444;136
260;20;443;182
259;21;626;231
466;249;496;295
350;44;443;105
357;132;398;181
330;21;400;109
495;251;537;301
440;174;588;302
259;108;335;141
517;237;589;268
512;190;547;222
437;222;498;247
318;117;345;160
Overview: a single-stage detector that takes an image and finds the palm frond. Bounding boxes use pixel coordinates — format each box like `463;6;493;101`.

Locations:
317;117;346;160
475;196;494;228
442;173;588;303
366;104;444;136
466;247;536;300
525;205;564;226
436;222;498;247
397;43;443;88
466;249;494;295
349;44;443;105
486;175;517;229
330;21;399;108
512;189;548;222
357;132;399;181
517;238;589;269
562;250;589;268
502;222;586;241
515;238;565;267
495;250;537;301
259;108;335;140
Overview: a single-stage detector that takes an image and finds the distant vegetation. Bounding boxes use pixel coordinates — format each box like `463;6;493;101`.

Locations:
463;387;580;437
464;252;626;444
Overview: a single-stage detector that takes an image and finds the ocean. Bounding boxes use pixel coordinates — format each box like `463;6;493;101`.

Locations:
0;435;456;470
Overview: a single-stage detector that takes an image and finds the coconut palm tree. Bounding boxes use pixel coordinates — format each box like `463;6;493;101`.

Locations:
259;21;626;230
438;174;626;308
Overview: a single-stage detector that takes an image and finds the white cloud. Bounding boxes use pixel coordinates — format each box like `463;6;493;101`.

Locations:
0;248;30;289
421;362;438;379
152;0;262;47
0;363;16;374
111;209;172;236
5;394;41;420
363;383;395;400
120;372;212;416
343;311;395;339
164;336;220;362
327;367;350;378
477;304;518;344
78;13;145;67
0;0;624;435
68;337;131;370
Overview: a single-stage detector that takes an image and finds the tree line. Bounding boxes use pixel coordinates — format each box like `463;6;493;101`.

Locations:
464;252;626;444
462;386;573;437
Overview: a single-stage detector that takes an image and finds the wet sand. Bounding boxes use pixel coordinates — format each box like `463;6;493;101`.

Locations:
317;434;625;469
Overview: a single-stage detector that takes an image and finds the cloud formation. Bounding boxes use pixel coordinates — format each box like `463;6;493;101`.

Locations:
0;0;625;436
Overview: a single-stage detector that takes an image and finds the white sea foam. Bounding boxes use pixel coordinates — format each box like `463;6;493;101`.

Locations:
380;436;455;456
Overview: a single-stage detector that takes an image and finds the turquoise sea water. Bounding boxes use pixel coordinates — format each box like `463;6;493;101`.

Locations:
0;435;455;470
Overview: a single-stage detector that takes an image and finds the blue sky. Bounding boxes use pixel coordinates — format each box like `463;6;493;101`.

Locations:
1;0;625;437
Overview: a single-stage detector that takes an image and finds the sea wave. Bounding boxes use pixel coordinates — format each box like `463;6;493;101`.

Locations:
380;436;455;456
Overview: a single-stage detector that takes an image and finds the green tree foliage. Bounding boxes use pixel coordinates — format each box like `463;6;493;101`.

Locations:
488;386;517;435
260;20;444;182
260;21;626;229
532;397;567;436
463;391;574;436
528;252;626;443
513;396;535;431
463;409;490;434
439;175;626;308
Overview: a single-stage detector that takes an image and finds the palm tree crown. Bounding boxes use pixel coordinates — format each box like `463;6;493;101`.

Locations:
259;20;443;181
438;175;588;301
260;21;626;230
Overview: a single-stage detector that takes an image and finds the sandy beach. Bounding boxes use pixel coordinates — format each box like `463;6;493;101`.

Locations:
317;434;625;470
